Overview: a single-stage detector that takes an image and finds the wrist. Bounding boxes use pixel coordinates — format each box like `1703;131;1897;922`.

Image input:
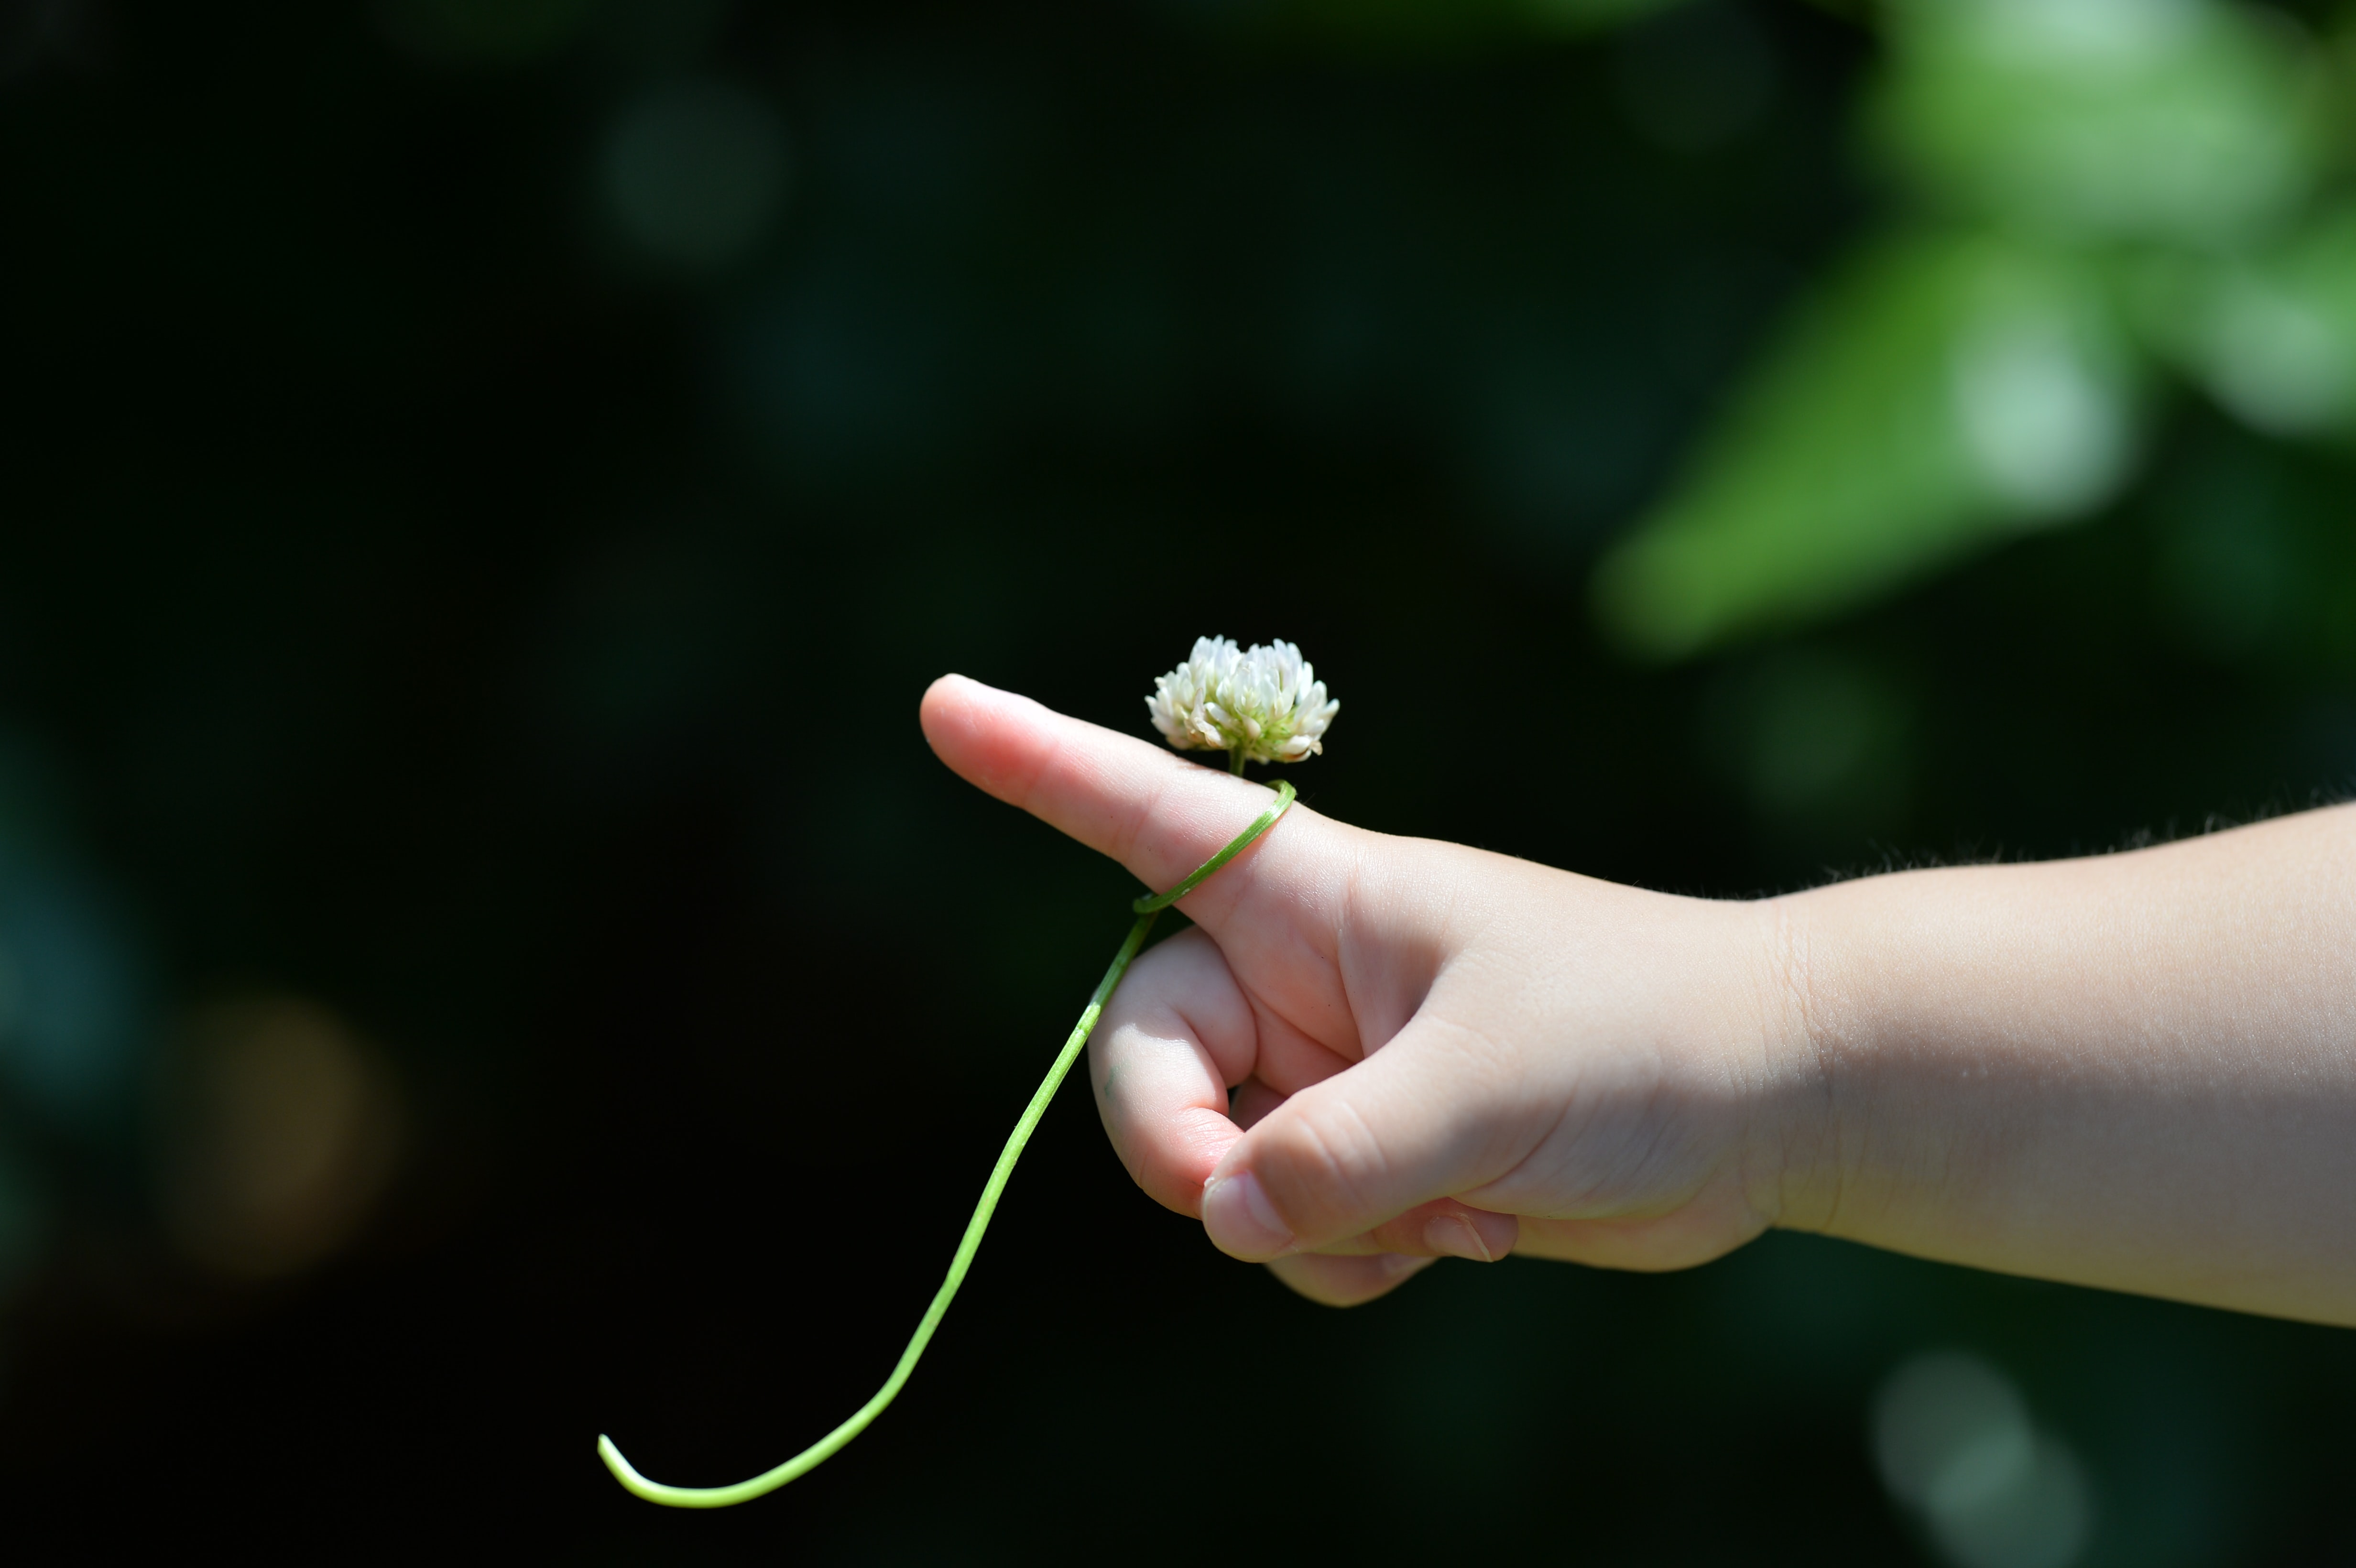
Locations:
1745;882;1875;1239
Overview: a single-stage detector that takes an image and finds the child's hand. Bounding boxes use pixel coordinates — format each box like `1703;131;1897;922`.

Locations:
921;675;1810;1306
927;674;2356;1325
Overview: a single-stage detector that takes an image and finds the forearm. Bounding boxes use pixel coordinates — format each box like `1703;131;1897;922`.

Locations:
1770;804;2356;1325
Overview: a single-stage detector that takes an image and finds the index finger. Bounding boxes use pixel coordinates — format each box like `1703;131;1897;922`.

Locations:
919;673;1323;907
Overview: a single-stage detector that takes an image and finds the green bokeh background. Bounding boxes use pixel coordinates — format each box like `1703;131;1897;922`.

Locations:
2;0;2354;1558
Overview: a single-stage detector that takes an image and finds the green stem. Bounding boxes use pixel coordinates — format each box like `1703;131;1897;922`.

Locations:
1228;747;1247;776
598;775;1298;1509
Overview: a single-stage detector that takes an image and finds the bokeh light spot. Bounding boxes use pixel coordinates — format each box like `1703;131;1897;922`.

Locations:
156;996;404;1281
1875;1351;2096;1568
605;79;790;273
0;870;148;1125
1951;313;2132;520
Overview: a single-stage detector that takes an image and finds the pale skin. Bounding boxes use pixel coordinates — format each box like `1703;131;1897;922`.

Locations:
921;674;2356;1325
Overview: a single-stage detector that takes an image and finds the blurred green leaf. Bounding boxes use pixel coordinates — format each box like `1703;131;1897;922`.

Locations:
1870;0;2326;246
2139;203;2356;435
1594;231;2148;658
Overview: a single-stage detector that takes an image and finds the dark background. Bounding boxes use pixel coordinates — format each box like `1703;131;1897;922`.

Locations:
2;0;2355;1559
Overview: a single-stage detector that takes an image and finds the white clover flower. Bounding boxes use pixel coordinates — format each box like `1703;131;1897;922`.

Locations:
1145;636;1339;767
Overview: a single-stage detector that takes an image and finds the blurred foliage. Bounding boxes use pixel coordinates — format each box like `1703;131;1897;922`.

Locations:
1598;0;2356;657
1598;232;2147;653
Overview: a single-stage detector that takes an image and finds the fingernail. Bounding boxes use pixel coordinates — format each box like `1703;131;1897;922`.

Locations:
1424;1214;1495;1263
1201;1171;1295;1259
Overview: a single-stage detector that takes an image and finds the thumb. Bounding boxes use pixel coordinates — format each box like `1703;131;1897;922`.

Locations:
1200;1014;1519;1260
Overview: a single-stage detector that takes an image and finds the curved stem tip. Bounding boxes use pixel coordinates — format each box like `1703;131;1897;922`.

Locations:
598;777;1296;1507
